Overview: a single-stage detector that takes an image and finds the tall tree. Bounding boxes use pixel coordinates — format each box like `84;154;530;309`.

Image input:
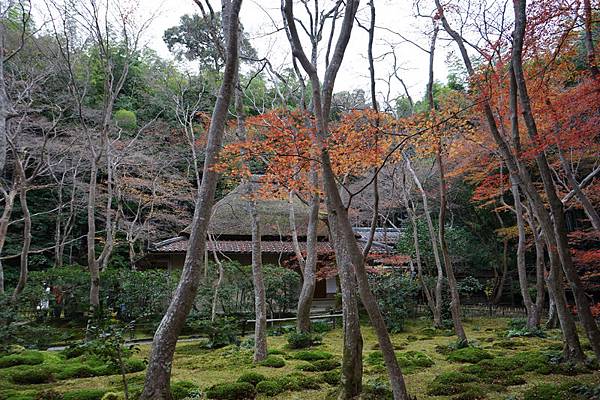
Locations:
139;0;243;397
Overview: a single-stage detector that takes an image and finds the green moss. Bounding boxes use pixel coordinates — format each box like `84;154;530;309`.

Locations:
447;347;493;363
62;389;106;400
10;366;54;384
258;355;285;368
170;381;199;400
34;390;63;400
397;351;434;370
296;359;340;372
292;350;332;361
0;351;44;369
320;370;340;386
266;349;285;356
255;380;283;396
236;372;267;386
100;393;123;400
205;382;255;399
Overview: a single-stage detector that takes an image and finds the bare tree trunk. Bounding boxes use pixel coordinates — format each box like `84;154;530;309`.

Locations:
294;170;320;333
405;157;443;327
250;197;267;362
401;182;436;321
139;2;242;397
0;183;17;294
512;0;600;360
11;180;31;301
583;0;599;77
87;163;100;308
510;177;536;327
436;148;467;345
434;0;586;363
0;20;8;176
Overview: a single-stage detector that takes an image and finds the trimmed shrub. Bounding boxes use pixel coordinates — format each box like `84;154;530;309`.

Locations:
0;351;44;368
170;381;199;400
258;355;285;368
286;332;321;349
362;380;393;400
292;350;332;361
447;347;493;363
10;366;54;384
320;370;341;386
397;351;434;369
114;109;137;131
237;372;267;386
56;364;97;379
255;380;283;397
311;321;332;333
125;358;147;373
62;389;106;400
296;359;340;372
266;348;286;356
278;373;320;391
205;382;256;400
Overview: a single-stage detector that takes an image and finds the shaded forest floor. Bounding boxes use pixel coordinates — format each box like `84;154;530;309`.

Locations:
2;317;599;400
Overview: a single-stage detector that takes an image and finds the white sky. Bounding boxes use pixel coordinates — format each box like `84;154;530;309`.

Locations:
141;0;450;104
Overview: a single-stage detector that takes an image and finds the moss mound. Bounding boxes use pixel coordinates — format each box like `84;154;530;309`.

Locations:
205;382;255;399
447;347;493;363
171;381;199;400
62;389;106;400
0;351;44;369
236;372;267;386
256;373;320;396
258;355;285;368
296;359;340;372
292;350;333;361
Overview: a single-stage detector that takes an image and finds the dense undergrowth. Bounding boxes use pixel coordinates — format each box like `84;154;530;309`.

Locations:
1;317;598;400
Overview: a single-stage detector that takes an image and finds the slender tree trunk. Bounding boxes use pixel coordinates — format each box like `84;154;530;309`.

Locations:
87;162;100;308
0;21;8;176
405;158;443;327
435;0;586;362
436;148;467;344
583;0;599;77
11;183;31;301
401;183;436;321
139;2;242;397
492;235;508;304
510;177;536;327
250;197;267;362
294;171;320;333
512;0;600;360
0;184;17;294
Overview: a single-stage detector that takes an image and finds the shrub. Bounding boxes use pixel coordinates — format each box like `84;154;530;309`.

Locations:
125;358;146;373
362;380;393;400
320;370;340;386
114;109;137;131
255;380;283;397
311;321;332;333
10;366;54;384
62;389;106;400
35;390;63;400
367;270;419;332
55;364;97;379
205;382;256;400
286;332;321;349
292;350;332;361
237;372;267;386
100;394;123;400
296;359;340;372
258;355;285;368
170;381;200;400
523;384;562;400
397;351;434;369
0;351;44;368
507;326;546;338
447;347;493;363
266;348;285;356
277;373;320;391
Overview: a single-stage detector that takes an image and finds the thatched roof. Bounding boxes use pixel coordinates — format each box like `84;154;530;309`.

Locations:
182;178;329;238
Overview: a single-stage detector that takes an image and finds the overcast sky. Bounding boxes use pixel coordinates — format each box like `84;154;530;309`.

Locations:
137;0;452;103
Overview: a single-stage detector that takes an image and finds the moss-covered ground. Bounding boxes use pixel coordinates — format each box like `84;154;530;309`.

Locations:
1;317;598;399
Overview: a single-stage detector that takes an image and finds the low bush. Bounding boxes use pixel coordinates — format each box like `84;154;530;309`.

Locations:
296;359;340;372
258;355;285;368
365;350;433;373
55;364;97;379
292;350;332;361
286;332;321;349
362;379;393;400
100;393;123;400
34;390;63;400
10;366;54;384
311;321;332;333
237;372;267;386
447;347;493;363
255;380;283;397
320;370;341;386
0;351;44;368
507;327;546;338
62;389;106;400
205;382;255;400
170;381;200;400
266;348;286;356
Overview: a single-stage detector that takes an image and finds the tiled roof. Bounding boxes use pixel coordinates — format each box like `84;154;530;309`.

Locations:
152;238;334;254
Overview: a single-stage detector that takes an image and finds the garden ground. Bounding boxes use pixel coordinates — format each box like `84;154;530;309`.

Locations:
1;317;599;400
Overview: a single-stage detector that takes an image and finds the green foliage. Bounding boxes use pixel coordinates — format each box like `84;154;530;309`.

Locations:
310;321;332;333
255;380;282;397
296;359;340;372
10;366;54;384
258;355;285;368
362;379;393;400
367;270;419;332
255;373;320;395
114;109;137;131
170;381;200;400
292;350;332;361
447;347;493;363
186;317;239;349
366;350;433;374
34;390;63;400
0;351;44;368
205;382;255;400
236;372;267;386
320;370;341;386
286;332;321;349
62;389;106;400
